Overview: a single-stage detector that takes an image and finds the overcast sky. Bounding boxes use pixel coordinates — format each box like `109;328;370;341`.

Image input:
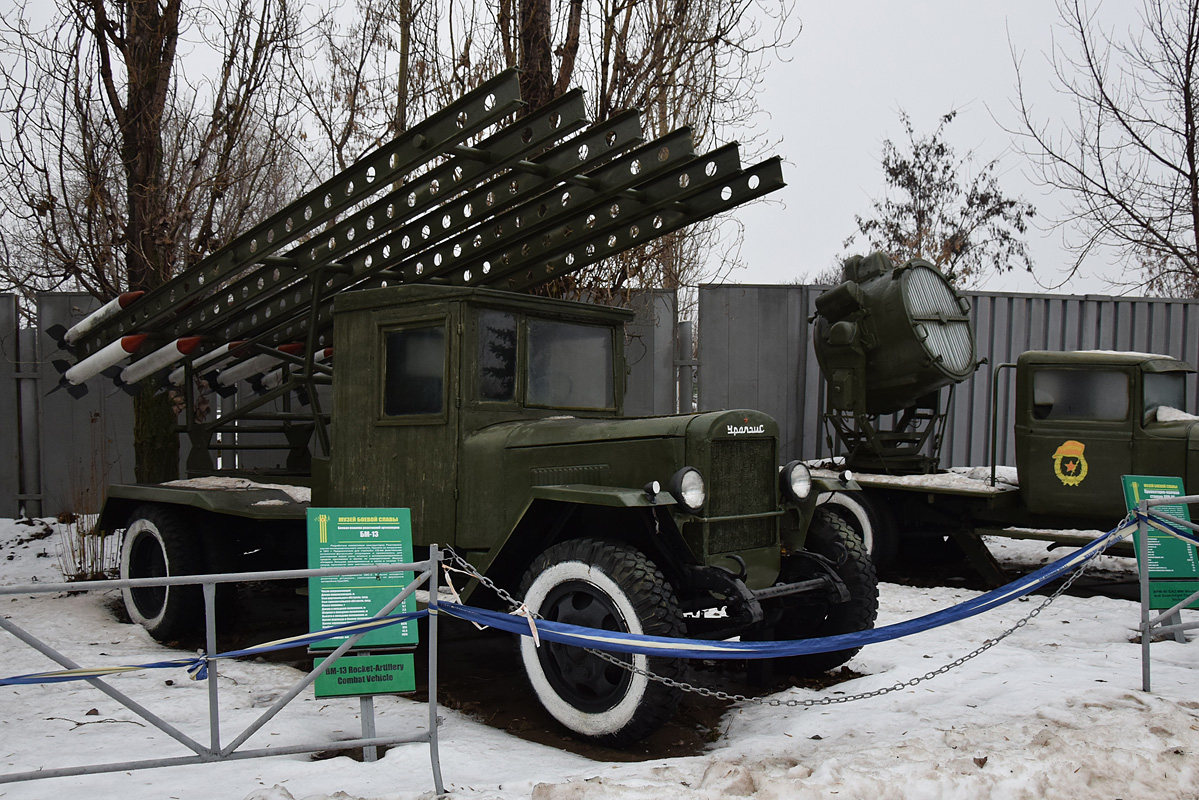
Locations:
1;0;1142;297
730;0;1142;295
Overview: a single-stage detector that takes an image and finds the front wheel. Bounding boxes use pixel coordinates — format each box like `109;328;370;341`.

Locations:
819;491;897;571
776;508;879;675
120;505;205;641
517;538;685;746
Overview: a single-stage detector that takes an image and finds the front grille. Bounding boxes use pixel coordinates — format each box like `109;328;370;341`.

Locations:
706;438;776;553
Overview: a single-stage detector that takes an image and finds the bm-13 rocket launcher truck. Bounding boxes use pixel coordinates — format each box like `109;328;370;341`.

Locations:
52;72;878;746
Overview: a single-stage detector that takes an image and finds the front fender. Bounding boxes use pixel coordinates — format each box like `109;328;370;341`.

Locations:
781;474;860;552
460;485;688;607
528;483;677;508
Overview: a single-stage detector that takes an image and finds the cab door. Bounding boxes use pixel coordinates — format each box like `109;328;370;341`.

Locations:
329;301;459;547
1133;368;1192;483
1016;366;1134;519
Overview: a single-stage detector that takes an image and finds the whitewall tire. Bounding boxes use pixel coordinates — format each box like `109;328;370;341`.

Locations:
517;538;684;745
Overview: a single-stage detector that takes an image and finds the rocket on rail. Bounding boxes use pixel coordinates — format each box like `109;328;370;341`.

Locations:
51;335;148;398
45;292;145;349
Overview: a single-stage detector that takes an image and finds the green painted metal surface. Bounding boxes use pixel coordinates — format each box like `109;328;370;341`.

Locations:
1016;350;1199;521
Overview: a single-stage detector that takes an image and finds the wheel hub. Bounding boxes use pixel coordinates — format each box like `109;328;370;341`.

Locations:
537;579;633;713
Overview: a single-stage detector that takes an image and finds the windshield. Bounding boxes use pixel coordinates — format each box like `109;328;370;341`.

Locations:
527;319;614;409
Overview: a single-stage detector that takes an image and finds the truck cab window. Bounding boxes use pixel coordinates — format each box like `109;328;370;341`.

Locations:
478;310;517;401
1031;368;1129;421
383;325;446;416
527;319;614;409
1143;372;1187;423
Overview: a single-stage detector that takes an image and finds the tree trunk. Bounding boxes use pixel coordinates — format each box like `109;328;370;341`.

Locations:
394;0;412;134
119;0;183;482
134;383;179;483
518;0;553;112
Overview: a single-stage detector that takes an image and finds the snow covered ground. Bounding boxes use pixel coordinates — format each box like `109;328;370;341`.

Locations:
2;518;1197;800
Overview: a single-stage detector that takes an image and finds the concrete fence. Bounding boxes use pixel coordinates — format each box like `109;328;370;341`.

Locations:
6;286;1197;516
696;285;1199;468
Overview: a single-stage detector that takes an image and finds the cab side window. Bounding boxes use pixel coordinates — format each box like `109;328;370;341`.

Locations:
383;325;446;416
1031;368;1129;421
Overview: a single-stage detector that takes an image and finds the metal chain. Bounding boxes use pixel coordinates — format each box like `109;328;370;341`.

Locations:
444;548;528;611
445;545;1095;708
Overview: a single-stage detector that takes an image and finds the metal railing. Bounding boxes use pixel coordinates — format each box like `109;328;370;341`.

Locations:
1136;500;1199;692
0;547;446;794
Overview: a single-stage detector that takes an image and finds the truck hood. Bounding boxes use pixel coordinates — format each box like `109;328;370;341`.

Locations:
472;408;779;449
1148;413;1199;449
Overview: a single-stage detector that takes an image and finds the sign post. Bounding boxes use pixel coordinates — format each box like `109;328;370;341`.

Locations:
1122;476;1199;691
307;508;419;760
1121;476;1199;612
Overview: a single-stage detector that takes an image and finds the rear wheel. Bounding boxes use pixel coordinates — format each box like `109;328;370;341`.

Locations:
517;538;685;746
776;508;879;675
120;505;205;641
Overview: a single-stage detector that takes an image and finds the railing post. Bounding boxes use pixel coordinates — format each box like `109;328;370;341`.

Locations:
428;544;445;796
1139;499;1152;691
360;695;377;762
203;581;221;754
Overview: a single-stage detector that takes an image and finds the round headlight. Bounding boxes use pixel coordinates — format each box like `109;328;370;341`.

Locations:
781;460;811;502
668;467;705;513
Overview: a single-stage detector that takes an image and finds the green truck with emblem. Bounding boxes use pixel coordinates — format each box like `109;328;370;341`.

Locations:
57;74;879;746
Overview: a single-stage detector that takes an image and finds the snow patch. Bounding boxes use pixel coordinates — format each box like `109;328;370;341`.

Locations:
1155;405;1199;423
161;477;311;504
1076;349;1175;360
948;465;1020;487
813;465;1021;494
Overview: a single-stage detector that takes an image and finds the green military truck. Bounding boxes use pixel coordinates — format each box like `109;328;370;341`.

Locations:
57;74;879;746
809;252;1198;574
101;285;875;745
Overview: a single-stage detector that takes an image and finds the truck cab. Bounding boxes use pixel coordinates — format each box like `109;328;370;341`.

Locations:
1016;350;1198;520
326;285;842;611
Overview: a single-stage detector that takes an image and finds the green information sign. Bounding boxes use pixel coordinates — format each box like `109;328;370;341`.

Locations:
314;653;416;698
1121;475;1199;609
306;508;418;650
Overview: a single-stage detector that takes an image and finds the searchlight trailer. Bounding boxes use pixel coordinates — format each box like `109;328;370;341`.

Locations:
808;251;1198;579
55;72;878;746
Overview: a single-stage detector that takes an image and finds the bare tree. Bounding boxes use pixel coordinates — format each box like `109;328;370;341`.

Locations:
505;0;797;300
0;0;308;480
845;110;1036;287
295;0;797;300
0;0;792;478
1013;0;1199;297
